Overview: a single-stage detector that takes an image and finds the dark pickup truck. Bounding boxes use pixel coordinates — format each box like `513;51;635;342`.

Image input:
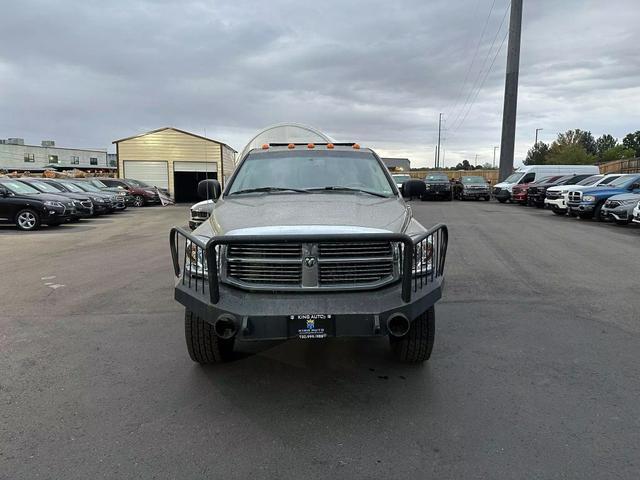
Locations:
169;143;448;364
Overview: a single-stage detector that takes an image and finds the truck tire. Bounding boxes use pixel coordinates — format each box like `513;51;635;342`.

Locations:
552;208;566;216
184;309;235;364
390;307;435;363
15;208;41;231
497;198;507;204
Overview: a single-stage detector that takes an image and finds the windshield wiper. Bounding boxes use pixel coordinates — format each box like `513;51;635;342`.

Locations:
306;186;389;198
229;187;310;195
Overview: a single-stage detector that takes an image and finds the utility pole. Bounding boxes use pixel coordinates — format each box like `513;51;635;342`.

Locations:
498;0;523;181
474;154;479;165
493;146;499;168
535;128;543;146
436;113;442;169
434;145;438;168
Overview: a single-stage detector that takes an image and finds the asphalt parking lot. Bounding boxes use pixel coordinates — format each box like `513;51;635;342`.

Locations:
1;202;639;479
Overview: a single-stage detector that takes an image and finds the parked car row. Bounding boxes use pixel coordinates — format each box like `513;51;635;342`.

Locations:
391;173;491;201
0;176;160;231
496;171;640;226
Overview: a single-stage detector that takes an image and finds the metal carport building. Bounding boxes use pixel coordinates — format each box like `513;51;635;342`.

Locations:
113;127;236;202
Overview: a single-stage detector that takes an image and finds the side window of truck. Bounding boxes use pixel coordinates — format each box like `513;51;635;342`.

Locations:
520;173;535;184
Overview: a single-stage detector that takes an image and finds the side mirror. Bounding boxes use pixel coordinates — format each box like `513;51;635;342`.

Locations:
197;179;221;200
629;183;640;191
402;179;426;199
0;186;7;197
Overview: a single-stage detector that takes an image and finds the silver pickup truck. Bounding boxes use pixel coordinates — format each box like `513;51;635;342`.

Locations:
170;143;448;364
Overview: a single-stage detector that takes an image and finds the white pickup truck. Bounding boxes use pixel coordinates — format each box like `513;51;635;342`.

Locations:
544;174;623;215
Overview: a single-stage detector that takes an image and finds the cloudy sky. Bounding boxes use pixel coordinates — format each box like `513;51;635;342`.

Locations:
1;0;639;167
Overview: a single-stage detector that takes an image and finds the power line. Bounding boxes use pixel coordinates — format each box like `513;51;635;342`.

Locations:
450;28;510;135
447;0;498;125
449;1;511;134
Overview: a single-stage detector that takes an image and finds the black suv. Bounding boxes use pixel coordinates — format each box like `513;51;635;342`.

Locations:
16;178;94;219
0;178;77;231
42;179;116;215
422;173;452;200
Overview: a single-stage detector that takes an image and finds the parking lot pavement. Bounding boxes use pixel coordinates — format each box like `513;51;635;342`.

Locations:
1;202;639;479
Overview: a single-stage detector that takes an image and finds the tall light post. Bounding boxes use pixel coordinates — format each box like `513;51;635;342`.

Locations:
493;146;499;168
535;128;543;146
498;0;524;181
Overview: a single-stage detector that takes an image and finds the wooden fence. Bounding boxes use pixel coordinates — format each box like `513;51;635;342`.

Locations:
599;157;640;174
409;169;500;184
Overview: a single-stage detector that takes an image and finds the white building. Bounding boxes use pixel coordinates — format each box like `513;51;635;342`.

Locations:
0;138;110;172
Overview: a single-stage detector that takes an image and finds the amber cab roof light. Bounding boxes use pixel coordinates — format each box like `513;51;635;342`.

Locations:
327;143;335;149
353;143;361;149
287;143;295;149
307;143;315;149
261;144;269;149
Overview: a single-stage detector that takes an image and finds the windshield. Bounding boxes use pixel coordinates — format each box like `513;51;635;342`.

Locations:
58;181;85;193
599;175;621;185
2;180;40;195
504;173;523;183
74;182;101;192
425;174;448;182
607;175;638;187
576;175;601;186
90;179;107;188
227;151;395;197
26;180;63;193
392;174;412;183
462;176;485;184
128;179;150;187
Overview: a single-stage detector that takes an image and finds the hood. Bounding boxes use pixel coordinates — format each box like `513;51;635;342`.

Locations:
208;193;410;236
581;186;629;197
15;192;75;203
49;192;91;201
606;193;640;202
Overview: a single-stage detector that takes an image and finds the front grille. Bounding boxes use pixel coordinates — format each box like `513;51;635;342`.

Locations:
224;241;397;290
569;191;582;203
528;187;539;195
430;184;449;192
81;200;92;208
546;191;562;200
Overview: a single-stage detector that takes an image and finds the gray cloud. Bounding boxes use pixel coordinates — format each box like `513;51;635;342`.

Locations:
1;0;639;167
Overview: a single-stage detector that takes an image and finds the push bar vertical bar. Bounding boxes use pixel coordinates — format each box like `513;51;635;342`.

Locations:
206;242;220;304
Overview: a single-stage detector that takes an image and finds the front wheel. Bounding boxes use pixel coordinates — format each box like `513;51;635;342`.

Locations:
389;307;435;363
15;209;41;231
184;309;235;364
133;195;145;207
552;208;567;216
497;198;507;204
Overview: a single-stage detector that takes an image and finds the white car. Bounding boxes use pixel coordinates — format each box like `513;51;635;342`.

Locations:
189;199;214;230
633;200;640;224
544;174;624;215
391;174;412;193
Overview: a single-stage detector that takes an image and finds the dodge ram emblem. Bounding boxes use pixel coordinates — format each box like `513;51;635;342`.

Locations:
303;256;317;268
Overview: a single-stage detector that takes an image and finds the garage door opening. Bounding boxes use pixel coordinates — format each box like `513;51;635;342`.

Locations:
174;171;217;203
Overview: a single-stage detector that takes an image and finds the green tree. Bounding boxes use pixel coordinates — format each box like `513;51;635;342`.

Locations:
524;141;550;165
546;143;596;165
596;134;618;158
556;129;597;155
462;160;471;170
622;131;640;157
600;145;636;162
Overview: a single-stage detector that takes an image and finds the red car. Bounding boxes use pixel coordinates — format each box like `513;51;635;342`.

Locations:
511;183;533;204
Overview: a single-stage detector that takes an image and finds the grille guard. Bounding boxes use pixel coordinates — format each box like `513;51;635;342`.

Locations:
170;225;448;305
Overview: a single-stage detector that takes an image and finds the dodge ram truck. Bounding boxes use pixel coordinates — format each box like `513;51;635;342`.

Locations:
169;143;448;364
567;174;640;220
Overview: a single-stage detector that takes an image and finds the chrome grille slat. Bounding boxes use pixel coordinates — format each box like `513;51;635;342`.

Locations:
224;240;398;290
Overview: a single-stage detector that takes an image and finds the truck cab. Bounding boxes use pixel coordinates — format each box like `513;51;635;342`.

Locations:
169;141;448;365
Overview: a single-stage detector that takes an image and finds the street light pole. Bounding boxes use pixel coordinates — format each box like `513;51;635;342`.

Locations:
535;128;543;146
436;113;443;169
493;146;499;168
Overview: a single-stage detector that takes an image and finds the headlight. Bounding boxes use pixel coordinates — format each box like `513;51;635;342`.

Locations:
93;197;104;203
561;189;569;194
583;195;596;202
411;239;433;275
185;240;219;277
44;200;64;208
118;191;126;196
621;199;638;205
425;184;431;190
